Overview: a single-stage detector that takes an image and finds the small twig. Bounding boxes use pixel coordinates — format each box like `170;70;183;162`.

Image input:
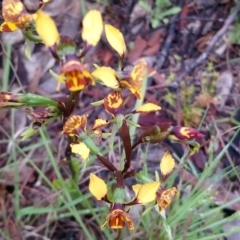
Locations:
155;0;184;69
179;16;225;22
175;1;240;84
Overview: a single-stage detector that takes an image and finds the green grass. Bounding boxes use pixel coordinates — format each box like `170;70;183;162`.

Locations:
1;72;240;240
1;11;240;240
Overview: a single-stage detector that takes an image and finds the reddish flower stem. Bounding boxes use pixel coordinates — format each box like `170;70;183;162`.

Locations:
62;91;81;178
97;155;117;172
114;170;125;189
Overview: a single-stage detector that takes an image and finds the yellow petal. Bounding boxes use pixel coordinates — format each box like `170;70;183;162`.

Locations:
62;115;88;135
131;59;147;82
0;21;19;31
92;118;109;130
1;0;34;31
89;173;107;200
105;24;126;56
120;79;142;99
104;91;123;117
92;67;119;89
120;59;147;99
35;10;60;47
132;184;142;196
2;0;25;21
136;182;160;204
160;151;175;177
135;103;161;114
82;10;103;46
70;142;90;161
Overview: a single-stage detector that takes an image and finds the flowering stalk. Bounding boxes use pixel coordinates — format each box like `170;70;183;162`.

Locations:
0;92;58;108
0;1;207;233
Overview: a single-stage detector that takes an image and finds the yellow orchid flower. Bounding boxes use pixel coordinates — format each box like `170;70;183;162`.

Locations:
134;103;161;114
104;91;123;117
62;115;87;136
121;59;147;99
0;0;34;32
101;208;134;230
60;57;94;92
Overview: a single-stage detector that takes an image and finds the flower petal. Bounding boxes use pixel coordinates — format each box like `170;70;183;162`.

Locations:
105;24;126;56
136;182;160;204
82;10;103;46
92;118;109;130
92;67;119;89
61;58;94;91
2;0;33;26
102;208;134;230
62;115;87;135
89;173;107;200
160;151;175;177
35;10;60;47
0;0;34;32
134;103;161;114
156;187;178;212
0;21;19;32
70;142;90;161
120;59;147;99
104;91;123;117
132;184;142;196
169;126;204;141
2;0;26;22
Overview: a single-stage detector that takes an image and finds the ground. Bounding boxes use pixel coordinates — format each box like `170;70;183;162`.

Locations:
0;0;240;239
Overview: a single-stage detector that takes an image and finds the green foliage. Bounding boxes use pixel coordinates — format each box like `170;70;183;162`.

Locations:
228;22;240;44
140;0;181;28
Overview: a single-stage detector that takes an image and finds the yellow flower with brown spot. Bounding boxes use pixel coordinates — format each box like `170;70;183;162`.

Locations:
121;59;148;99
156;187;179;212
35;9;60;47
62;115;87;136
82;10;103;47
92;118;109;130
134;103;161;114
101;203;134;230
104;91;123;117
60;56;94;92
0;0;34;32
169;126;204;141
92;59;147;99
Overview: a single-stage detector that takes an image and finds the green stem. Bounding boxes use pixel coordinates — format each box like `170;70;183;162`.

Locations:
22;31;42;43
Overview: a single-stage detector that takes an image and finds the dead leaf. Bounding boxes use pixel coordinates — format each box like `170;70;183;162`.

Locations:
128;36;147;62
